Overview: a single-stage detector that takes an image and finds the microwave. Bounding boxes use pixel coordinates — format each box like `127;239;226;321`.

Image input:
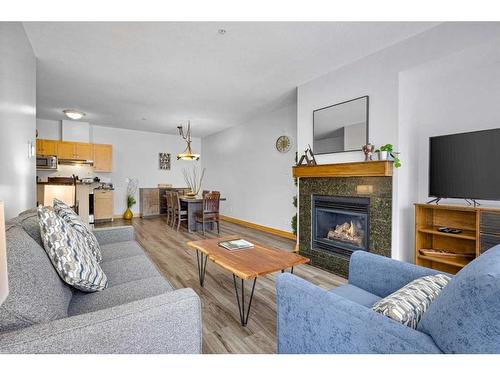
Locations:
36;155;58;170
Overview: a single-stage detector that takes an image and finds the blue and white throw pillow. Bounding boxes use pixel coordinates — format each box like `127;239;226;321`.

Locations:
372;274;451;329
38;206;108;292
53;198;102;262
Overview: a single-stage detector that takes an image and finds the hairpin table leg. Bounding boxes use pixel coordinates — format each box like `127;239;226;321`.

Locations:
232;274;257;326
196;250;208;287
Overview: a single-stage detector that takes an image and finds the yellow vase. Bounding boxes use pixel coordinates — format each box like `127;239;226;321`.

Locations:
123;208;133;220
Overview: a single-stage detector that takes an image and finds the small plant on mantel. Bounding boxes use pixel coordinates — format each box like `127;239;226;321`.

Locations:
376;144;402;168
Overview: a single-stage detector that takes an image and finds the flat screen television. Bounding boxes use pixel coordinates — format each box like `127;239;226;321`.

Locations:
429;129;500;201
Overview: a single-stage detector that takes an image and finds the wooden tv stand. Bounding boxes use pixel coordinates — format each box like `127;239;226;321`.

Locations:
414;203;500;274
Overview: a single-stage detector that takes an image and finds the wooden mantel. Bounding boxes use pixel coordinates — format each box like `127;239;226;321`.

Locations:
292;160;393;178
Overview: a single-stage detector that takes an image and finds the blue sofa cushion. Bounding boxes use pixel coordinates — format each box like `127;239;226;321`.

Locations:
330;284;381;307
418;245;500;353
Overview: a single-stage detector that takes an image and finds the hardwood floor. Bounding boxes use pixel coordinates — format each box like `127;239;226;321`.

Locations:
96;216;345;353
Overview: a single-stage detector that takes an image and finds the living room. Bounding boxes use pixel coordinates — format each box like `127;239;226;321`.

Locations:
1;0;500;372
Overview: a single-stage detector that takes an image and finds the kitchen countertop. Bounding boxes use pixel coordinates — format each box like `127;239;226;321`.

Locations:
37;181;100;185
37;182;113;191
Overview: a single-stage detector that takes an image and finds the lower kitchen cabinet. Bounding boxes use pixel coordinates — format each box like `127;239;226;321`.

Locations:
94;190;114;221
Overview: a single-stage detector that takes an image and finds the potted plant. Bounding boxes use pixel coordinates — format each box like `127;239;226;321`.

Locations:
123;178;138;219
376;144;401;168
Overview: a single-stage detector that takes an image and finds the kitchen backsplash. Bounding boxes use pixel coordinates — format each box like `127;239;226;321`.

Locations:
37;164;96;182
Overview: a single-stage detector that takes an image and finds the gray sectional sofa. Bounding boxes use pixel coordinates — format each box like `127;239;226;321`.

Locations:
0;209;202;354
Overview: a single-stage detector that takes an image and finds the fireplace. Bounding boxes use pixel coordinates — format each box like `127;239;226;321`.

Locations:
311;195;370;259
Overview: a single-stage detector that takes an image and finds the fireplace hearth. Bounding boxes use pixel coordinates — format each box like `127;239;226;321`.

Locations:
312;195;370;259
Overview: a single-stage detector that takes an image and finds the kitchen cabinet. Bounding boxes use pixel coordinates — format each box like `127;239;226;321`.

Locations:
57;141;93;160
75;142;93;160
57;141;76;159
36;139;112;171
36;139;58;156
94;190;113;221
93;144;113;172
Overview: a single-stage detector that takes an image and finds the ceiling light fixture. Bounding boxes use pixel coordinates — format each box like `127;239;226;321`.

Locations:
218;29;227;35
63;109;85;120
177;121;200;161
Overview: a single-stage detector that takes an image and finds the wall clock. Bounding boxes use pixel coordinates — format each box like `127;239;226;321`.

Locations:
276;135;292;153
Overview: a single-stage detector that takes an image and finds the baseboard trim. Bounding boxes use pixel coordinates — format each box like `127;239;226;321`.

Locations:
220;215;296;241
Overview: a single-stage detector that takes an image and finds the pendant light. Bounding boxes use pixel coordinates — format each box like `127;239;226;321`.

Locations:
177;121;200;161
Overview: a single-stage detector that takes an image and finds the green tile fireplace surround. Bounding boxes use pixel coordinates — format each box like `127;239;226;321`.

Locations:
297;171;393;278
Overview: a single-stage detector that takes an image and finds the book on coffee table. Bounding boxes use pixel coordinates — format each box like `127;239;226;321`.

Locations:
218;239;254;251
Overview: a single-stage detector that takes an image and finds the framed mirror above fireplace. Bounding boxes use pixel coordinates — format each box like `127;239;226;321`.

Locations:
313;96;369;155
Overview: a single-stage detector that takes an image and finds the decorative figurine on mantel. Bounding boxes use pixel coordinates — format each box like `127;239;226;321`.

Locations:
362;143;375;161
297;144;317;166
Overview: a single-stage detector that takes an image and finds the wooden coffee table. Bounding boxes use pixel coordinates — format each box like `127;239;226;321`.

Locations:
187;236;309;326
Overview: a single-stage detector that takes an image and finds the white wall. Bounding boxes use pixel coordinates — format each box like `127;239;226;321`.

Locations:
202;99;297;233
91;125;201;215
296;22;500;261
397;36;500;262
37;118;61;139
62;120;90;142
0;23;36;219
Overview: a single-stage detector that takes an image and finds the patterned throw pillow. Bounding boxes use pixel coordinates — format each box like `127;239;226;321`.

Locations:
53;198;102;262
37;206;108;292
372;274;451;329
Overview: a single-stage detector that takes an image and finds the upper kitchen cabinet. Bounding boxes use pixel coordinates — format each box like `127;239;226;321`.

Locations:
93;144;113;172
36;139;112;171
57;141;76;159
36;139;58;156
57;141;94;161
75;142;93;160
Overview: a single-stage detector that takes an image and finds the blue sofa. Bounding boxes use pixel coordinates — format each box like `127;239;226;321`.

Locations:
276;247;500;354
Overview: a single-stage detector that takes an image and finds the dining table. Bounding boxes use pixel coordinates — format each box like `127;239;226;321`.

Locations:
179;195;226;232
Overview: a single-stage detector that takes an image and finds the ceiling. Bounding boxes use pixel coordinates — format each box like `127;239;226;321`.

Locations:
24;22;438;138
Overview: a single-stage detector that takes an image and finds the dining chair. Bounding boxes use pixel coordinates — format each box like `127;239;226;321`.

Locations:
202;190;210;197
195;191;221;235
165;192;173;226
171;192;188;232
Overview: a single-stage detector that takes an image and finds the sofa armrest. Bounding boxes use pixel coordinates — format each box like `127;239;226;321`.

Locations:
93;226;135;245
0;288;202;354
276;274;441;354
348;251;441;297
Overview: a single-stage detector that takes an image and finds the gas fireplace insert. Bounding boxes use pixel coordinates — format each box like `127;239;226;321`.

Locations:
311;195;370;259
